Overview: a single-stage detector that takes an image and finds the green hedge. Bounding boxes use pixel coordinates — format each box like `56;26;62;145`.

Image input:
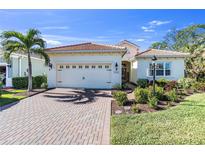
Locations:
12;75;47;89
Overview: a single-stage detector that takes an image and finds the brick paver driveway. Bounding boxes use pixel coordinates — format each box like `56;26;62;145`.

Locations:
0;88;112;145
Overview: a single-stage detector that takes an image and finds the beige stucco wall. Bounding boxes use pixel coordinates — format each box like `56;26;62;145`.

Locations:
119;42;139;61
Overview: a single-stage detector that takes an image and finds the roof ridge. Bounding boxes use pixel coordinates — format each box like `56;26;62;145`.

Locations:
46;42;92;50
135;48;152;57
46;42;126;50
119;40;139;47
90;42;126;49
151;48;190;54
135;48;189;57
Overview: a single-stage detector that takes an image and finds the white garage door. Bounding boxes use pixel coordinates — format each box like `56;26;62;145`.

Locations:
56;63;112;89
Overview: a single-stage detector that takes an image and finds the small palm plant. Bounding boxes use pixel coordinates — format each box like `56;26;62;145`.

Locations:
1;29;50;92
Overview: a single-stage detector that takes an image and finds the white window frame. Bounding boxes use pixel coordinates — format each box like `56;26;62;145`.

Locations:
147;62;171;77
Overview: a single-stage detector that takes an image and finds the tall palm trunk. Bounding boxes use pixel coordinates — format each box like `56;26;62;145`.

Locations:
27;51;32;92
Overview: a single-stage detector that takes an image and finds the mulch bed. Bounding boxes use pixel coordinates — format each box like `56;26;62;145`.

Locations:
111;89;205;115
111;100;168;115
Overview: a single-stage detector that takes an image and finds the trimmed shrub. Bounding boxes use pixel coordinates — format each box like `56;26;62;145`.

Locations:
148;86;165;100
198;82;205;91
177;78;195;90
12;75;47;89
131;104;139;113
0;79;3;97
165;89;178;102
33;75;47;88
136;79;149;88
148;96;158;108
191;81;205;92
12;77;28;89
155;86;165;100
134;88;149;104
165;81;177;91
113;91;128;106
122;83;129;89
41;82;48;89
112;84;122;90
157;78;169;87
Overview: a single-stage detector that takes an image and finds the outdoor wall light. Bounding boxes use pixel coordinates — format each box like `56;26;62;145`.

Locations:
49;63;53;70
7;64;12;68
115;62;118;71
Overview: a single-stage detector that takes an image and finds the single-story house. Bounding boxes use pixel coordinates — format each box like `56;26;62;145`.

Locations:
0;51;48;87
46;41;189;89
46;42;126;89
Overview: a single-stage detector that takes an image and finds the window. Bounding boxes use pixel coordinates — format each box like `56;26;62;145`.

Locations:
91;65;95;69
156;63;164;76
72;65;76;69
66;65;70;69
59;65;64;69
98;65;102;69
85;65;89;69
149;62;171;76
105;65;110;69
79;65;83;69
165;63;171;76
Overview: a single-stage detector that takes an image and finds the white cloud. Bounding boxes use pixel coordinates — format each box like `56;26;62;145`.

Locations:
149;20;172;26
43;38;62;46
141;26;154;32
141;20;171;33
136;39;145;42
42;34;109;47
41;26;69;30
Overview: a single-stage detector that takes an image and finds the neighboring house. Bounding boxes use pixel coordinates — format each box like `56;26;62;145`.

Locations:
46;41;189;89
0;51;48;87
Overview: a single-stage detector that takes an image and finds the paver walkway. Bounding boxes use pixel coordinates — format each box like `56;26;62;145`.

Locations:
0;88;111;145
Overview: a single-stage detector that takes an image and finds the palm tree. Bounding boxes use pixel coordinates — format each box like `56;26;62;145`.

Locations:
1;29;50;92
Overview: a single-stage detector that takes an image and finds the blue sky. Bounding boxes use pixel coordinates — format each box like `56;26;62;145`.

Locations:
0;9;204;50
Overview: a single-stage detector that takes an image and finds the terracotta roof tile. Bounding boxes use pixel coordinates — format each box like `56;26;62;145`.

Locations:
46;42;126;52
136;49;189;58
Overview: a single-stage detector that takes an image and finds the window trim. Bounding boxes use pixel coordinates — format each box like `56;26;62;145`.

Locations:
148;62;171;77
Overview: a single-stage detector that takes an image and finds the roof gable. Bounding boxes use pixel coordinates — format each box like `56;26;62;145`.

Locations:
118;40;139;48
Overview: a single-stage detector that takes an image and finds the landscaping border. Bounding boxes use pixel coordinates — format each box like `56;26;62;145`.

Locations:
0;88;53;111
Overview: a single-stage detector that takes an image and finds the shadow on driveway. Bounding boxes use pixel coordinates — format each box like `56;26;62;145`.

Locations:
43;89;112;104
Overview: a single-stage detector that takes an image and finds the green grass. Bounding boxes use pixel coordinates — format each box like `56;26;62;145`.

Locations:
0;89;27;107
111;93;205;144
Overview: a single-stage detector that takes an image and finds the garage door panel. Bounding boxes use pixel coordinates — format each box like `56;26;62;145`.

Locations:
56;64;112;89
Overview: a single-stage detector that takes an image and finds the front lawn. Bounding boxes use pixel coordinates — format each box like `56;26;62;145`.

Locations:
0;89;27;107
111;93;205;144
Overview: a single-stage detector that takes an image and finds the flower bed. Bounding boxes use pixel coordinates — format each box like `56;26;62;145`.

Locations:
112;78;205;115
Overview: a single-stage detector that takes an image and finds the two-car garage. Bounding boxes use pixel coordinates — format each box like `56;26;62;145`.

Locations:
46;42;126;89
56;63;112;89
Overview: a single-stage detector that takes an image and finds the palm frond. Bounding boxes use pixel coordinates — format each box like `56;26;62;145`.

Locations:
31;48;50;65
1;31;25;43
3;50;14;63
2;40;25;52
27;29;41;41
33;38;46;48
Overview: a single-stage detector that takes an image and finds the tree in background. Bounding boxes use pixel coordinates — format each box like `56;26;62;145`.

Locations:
150;24;205;80
1;29;50;91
